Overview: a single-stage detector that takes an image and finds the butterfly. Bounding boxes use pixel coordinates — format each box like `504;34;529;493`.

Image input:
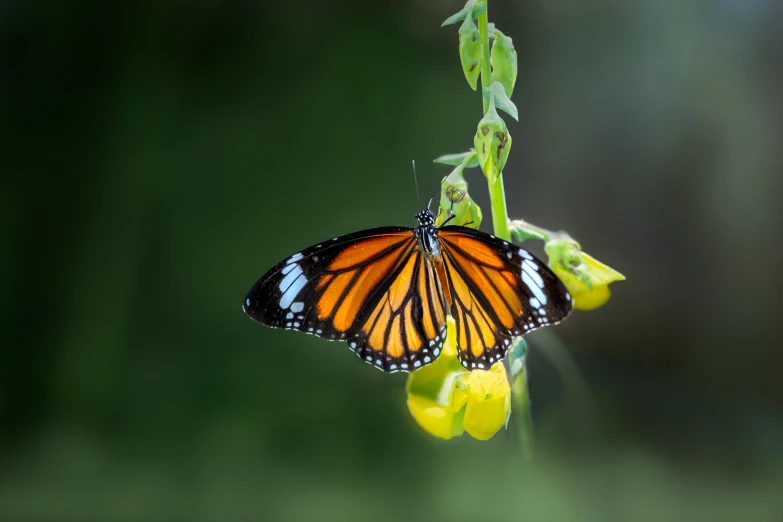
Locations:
243;209;573;373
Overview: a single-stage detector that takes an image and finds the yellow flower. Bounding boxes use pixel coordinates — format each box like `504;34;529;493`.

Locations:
545;236;625;311
406;317;511;440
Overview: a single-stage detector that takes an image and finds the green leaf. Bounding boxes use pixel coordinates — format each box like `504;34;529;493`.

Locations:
441;6;469;26
507;338;528;380
482;81;518;121
433;150;479;169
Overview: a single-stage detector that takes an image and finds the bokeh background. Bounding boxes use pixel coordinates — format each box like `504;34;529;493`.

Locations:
3;0;783;520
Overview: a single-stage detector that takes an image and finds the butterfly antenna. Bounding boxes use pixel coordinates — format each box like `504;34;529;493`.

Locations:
427;182;442;211
412;160;421;209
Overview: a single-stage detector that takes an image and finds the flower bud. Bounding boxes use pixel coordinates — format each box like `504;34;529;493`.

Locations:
474;105;511;183
490;29;517;97
453;363;511;440
458;16;482;91
545;235;626;311
436;162;482;229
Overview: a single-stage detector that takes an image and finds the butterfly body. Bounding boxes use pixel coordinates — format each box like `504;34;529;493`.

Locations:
243;209;572;372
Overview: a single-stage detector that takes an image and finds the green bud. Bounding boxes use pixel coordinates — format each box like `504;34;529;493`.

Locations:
544;234;593;290
490;29;517;97
442;0;486;26
436;162;482;229
458;15;482;91
473;104;511;183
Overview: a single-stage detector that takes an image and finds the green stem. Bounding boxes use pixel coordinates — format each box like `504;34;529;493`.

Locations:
478;2;530;457
512;358;534;460
509;218;555;242
477;5;511;242
488;175;511;241
477;7;492;115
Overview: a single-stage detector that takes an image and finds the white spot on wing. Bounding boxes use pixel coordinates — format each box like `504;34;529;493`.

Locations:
522;261;544;289
286;312;294;319
523;272;547;305
287;253;303;264
518;249;533;260
281;264;295;275
279;272;306;309
278;264;303;292
529;297;540;308
290;302;304;313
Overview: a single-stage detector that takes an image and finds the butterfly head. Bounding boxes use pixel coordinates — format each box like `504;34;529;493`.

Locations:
415;208;435;227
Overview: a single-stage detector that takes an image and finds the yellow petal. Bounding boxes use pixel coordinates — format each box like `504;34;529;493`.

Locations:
552;252;625;311
582;252;626;285
406;395;465;440
406;318;468;439
454;363;511;440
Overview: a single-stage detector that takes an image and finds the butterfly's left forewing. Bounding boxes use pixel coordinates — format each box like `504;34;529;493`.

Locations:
438;227;573;370
243;227;447;372
244;227;413;336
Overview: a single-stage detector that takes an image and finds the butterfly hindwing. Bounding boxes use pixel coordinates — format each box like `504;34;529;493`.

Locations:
349;247;448;372
438;227;573;370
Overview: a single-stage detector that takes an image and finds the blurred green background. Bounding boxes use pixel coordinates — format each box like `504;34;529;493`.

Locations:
2;0;783;520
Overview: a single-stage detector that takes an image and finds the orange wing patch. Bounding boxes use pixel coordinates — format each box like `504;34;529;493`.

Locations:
387;315;404;357
328;233;411;271
388;253;417;311
366;299;391;352
446;247;517;329
332;247;401;331
317;270;356;319
403;302;422;352
440;234;505;268
316;274;334;290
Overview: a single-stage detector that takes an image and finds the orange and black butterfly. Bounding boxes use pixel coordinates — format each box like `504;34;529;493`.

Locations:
243;209;572;372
